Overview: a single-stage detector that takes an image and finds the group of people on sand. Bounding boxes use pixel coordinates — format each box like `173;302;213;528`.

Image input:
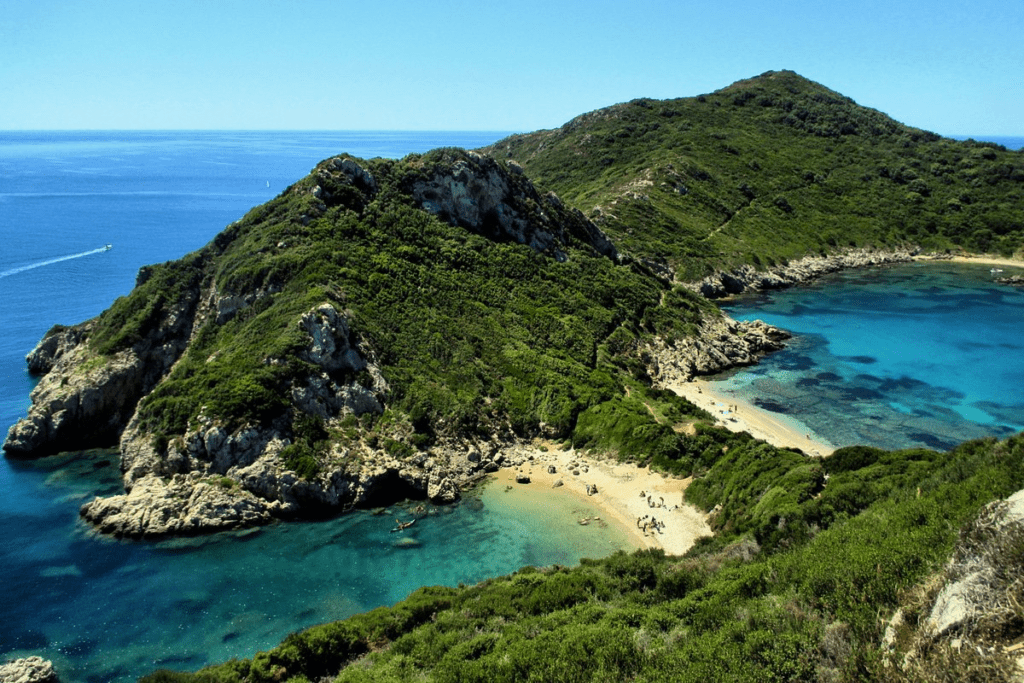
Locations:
637;514;664;535
640;491;667;509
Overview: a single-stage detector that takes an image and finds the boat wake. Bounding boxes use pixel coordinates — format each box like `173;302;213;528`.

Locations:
0;245;111;279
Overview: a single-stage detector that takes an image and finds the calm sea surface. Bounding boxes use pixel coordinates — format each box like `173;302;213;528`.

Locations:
1;131;1021;682
0;132;636;683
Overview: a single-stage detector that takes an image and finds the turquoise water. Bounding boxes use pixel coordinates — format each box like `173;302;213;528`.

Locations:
4;450;634;682
718;261;1024;451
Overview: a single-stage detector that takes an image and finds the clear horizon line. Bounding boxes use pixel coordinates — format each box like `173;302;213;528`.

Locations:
2;130;1022;146
0;128;527;134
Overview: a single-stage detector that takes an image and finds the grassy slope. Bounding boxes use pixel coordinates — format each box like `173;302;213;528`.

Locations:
482;70;1024;280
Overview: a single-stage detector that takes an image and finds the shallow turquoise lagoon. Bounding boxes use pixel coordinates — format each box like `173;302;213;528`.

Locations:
2;449;635;682
718;261;1024;451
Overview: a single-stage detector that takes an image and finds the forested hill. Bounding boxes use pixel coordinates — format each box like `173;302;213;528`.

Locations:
481;70;1024;280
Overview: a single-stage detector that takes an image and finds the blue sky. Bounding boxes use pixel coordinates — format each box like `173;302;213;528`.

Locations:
1;0;1021;134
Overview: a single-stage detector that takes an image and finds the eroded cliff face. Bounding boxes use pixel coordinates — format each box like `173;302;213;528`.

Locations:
644;314;791;386
23;292;492;539
3;278;204;457
408;151;618;261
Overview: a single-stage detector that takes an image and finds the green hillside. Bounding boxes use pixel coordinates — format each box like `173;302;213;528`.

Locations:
7;148;721;488
143;432;1024;682
8;72;1024;681
482;70;1024;280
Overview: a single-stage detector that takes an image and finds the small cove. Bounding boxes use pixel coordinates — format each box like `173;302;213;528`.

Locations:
716;260;1024;451
1;449;638;682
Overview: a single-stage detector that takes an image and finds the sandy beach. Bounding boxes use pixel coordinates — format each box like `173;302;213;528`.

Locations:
489;376;841;556
668;379;837;457
495;445;712;556
926;253;1024;269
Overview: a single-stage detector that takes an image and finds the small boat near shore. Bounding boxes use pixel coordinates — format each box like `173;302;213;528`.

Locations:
390;518;417;532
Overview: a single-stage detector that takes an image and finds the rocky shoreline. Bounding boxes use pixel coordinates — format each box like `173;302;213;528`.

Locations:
644;314;790;385
3;311;784;540
683;247;921;298
0;657;58;683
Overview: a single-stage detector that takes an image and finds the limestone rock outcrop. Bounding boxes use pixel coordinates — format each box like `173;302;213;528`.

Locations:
25;325;87;374
685;248;919;298
410;150;617;261
79;474;278;538
76;302;401;537
4;272;204;457
0;656;58;683
925;488;1024;638
292;304;388;419
644;313;790;384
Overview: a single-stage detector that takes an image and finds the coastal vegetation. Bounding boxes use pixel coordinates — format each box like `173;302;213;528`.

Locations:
142;432;1024;682
95;149;716;462
5;71;1024;680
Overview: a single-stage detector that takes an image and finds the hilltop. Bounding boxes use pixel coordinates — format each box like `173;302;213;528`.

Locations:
481;70;1024;281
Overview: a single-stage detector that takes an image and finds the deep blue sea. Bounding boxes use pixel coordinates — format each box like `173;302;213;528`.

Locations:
0;132;637;683
949;134;1024;151
2;132;1022;682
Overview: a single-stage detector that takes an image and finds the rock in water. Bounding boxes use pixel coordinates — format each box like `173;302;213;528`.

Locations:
0;656;58;683
79;474;277;539
427;475;459;504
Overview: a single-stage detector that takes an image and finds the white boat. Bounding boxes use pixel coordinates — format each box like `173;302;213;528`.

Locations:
104;244;112;250
991;268;1003;273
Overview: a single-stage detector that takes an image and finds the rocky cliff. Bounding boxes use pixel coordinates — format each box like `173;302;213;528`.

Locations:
644;314;791;385
3;263;205;457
